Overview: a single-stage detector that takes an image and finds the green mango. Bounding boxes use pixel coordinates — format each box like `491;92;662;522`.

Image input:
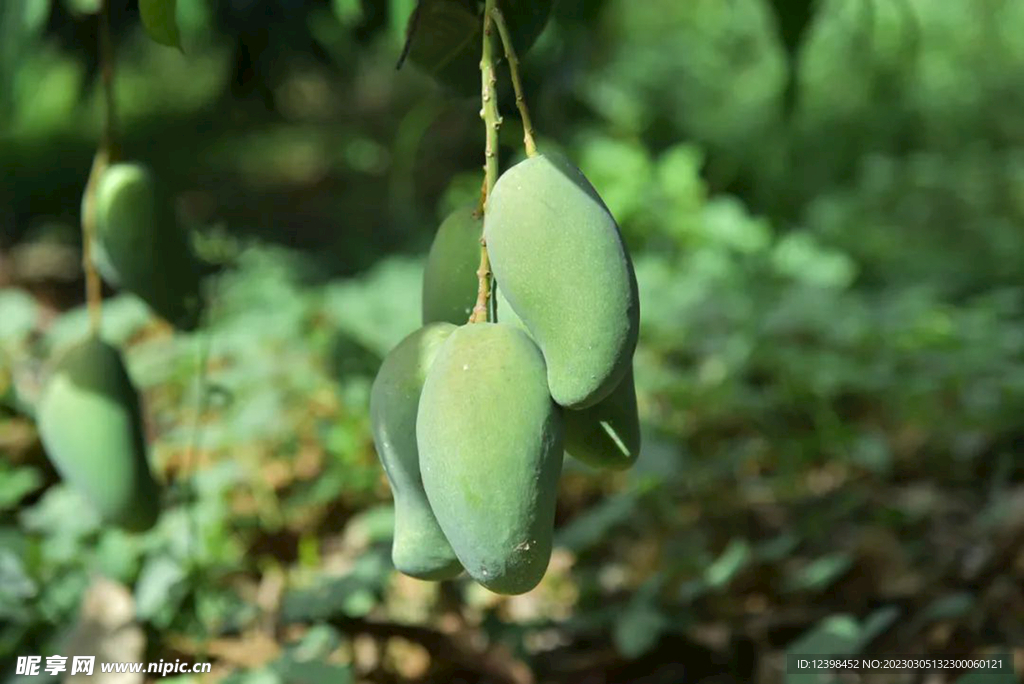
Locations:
493;284;526;331
484;152;640;409
417;323;564;594
564;367;641;470
90;162;203;331
496;289;640;470
36;336;161;531
370;323;463;580
422;205;482;325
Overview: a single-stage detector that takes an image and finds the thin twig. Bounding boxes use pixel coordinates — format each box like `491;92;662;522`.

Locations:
490;6;538;158
469;0;501;324
80;0;120;336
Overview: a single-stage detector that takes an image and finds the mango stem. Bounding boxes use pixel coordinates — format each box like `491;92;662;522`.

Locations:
470;0;501;324
491;5;538;158
81;149;107;336
80;0;120;336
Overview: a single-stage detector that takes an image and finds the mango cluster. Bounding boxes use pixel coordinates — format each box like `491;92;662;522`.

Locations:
30;159;198;532
372;152;640;595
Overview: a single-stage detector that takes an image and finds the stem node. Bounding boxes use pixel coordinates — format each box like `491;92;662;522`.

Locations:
469;0;501;325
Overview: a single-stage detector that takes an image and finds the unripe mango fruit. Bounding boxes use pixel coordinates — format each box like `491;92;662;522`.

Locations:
564;367;641;470
91;162;203;331
36;336;161;531
484;152;639;409
493;284;526;331
370;323;463;580
422;205;482;325
496;289;640;470
417;323;564;594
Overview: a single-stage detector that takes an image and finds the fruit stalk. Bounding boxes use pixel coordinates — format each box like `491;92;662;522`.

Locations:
469;0;501;324
81;150;107;334
490;6;538;158
80;0;121;334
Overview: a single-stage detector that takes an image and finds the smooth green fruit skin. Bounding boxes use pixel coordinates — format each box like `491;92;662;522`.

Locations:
370;323;463;580
564;367;641;470
494;285;526;331
417;323;564;595
422;206;482;325
36;336;160;532
91;163;203;331
497;289;640;470
484;152;639;409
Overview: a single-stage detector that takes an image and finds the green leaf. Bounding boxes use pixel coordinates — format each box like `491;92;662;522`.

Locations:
400;0;554;94
704;538;751;589
271;625;353;684
0;546;38;619
280;549;391;622
554;492;638;553
139;0;182;50
0;464;42;511
856;605;901;649
44;294;154;352
613;600;667;659
913;592;975;627
0;288;39;345
321;256;423;357
93;531;143;584
134;555;189;625
785;615;863;684
343;505;396;547
612;577;669;659
784;553;853;593
332;0;363;27
19;486;101;538
63;0;99;14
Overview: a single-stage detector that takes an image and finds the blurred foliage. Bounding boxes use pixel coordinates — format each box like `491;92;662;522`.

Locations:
2;0;1024;683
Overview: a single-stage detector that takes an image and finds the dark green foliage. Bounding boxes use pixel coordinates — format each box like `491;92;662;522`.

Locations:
417;323;564;594
401;0;554;94
564;366;641;470
139;0;182;50
421;205;481;325
36;336;161;532
370;322;462;580
91;162;203;331
485;152;640;409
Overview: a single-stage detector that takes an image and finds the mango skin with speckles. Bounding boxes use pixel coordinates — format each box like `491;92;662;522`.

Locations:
422;206;482;325
484;152;639;409
370;323;463;580
90;162;203;331
36;336;161;531
417;323;564;595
